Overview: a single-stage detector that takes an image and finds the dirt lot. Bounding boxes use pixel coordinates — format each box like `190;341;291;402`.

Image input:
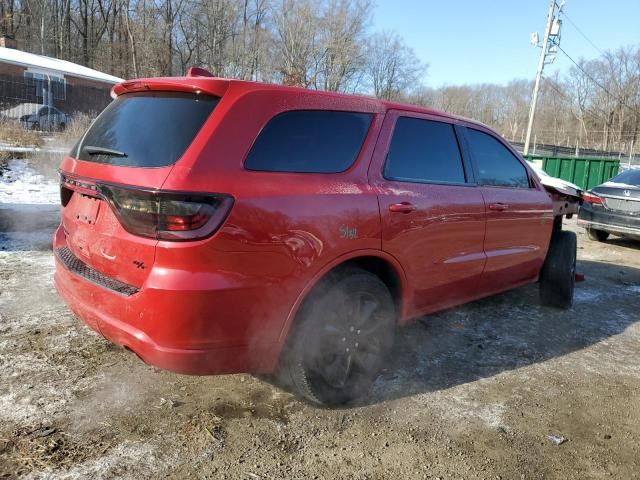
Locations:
1;165;639;479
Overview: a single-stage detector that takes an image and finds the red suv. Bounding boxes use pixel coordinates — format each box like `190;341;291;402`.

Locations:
54;71;579;405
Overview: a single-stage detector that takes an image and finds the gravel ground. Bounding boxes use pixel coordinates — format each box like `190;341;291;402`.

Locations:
1;164;639;479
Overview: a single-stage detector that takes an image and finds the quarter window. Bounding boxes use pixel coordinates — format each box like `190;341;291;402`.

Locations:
244;110;372;173
384;117;466;184
466;128;530;188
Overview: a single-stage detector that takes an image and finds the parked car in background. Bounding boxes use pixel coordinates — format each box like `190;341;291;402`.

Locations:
578;168;640;241
21;105;68;131
0;102;68;131
53;72;581;406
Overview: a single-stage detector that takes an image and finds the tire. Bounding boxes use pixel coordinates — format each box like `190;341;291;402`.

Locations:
587;228;609;242
31;122;40;131
281;267;396;406
539;230;577;309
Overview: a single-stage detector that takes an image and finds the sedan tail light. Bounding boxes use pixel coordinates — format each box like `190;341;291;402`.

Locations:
97;184;234;241
582;192;602;205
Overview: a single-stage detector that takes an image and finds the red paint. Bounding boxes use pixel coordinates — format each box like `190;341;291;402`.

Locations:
54;76;554;375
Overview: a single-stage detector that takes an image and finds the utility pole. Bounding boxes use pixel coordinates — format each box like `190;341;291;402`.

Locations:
524;0;563;156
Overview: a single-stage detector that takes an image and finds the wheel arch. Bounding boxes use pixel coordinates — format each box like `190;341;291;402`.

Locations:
277;250;409;346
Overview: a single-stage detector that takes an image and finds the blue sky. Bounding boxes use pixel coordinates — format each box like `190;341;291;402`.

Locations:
372;0;640;87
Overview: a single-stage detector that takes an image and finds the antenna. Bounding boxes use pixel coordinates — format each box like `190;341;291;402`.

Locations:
530;32;540;47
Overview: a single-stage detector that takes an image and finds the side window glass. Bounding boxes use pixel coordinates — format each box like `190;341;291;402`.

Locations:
384;117;466;184
466;128;530;188
244;111;373;173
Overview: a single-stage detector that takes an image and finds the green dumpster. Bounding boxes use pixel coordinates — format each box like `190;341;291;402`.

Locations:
524;155;621;190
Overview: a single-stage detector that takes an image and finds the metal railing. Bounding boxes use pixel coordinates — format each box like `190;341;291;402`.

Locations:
510;140;640;165
0;76;112;132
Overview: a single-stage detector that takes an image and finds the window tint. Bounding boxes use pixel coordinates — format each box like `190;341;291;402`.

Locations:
74;92;219;167
244;111;372;173
466;128;530;188
384;117;466;184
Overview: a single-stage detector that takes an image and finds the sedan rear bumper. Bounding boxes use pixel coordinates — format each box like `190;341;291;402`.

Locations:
578;203;640;238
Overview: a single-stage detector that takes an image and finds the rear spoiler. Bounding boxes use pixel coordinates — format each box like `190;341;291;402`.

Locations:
111;76;230;99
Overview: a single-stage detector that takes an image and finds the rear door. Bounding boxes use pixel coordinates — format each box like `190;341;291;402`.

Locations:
461;126;553;290
370;111;486;318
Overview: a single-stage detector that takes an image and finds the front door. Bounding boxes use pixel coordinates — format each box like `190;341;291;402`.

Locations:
461;126;554;291
370;111;487;319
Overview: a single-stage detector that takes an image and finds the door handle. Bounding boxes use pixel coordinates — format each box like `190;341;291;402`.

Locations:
389;202;416;214
488;203;509;211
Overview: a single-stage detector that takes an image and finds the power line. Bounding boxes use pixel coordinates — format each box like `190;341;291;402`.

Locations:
542;77;613;126
561;11;604;55
533;79;637;152
553;41;639;114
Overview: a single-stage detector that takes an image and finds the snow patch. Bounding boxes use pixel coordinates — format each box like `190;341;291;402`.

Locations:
24;441;176;480
574;288;603;303
0;159;60;204
429;390;507;430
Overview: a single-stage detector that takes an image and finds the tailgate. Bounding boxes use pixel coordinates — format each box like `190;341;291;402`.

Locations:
57;89;220;289
59;173;160;289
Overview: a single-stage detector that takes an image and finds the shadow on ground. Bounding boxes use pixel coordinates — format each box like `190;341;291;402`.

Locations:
268;259;640;407
367;259;640;404
605;236;640;251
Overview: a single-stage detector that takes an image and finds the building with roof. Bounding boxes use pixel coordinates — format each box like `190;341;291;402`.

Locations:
0;35;123;122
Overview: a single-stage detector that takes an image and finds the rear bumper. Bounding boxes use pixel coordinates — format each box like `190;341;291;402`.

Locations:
578;203;640;238
53;229;282;375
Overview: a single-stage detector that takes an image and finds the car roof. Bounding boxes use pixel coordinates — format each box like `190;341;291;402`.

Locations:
112;75;487;130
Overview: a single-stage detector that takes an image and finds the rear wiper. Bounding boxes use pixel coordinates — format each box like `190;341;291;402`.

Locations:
83;145;128;157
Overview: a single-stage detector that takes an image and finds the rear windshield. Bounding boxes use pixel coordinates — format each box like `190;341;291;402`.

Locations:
610;168;640;186
73;92;219;167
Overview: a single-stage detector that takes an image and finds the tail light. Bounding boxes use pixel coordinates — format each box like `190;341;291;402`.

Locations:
582;192;602;205
97;184;233;241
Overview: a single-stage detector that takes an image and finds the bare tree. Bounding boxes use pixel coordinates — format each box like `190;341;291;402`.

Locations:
1;0;638;155
273;0;322;87
365;30;426;101
316;0;371;92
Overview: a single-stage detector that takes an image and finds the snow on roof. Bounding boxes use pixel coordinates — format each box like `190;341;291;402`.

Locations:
0;47;123;84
